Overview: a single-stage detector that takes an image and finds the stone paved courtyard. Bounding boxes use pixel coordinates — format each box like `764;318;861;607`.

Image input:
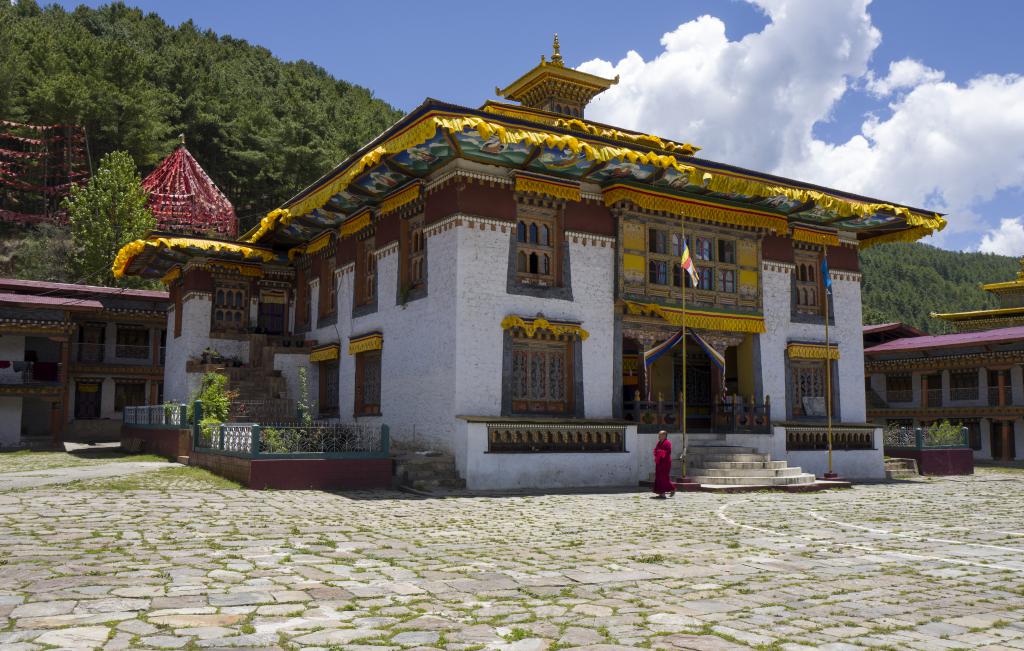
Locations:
1;456;1023;650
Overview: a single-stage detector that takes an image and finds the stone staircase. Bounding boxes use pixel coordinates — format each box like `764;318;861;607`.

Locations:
885;457;920;480
685;445;816;488
393;450;465;492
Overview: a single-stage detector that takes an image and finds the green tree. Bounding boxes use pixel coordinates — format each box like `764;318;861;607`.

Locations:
65;150;155;287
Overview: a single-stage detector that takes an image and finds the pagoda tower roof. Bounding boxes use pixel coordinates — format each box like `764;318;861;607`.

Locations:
142;139;237;237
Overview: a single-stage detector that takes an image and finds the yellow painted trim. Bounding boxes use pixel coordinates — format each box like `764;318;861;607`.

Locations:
309;344;340;363
481;104;700;155
288;231;333;261
514;175;581;202
160;266;181;285
339;209;372;238
348;333;383;355
112;237;276;279
604;185;789;235
379;182;422;215
210;261;263;277
980;278;1024;292
932;306;1024;321
623;300;766;334
791;226;840;248
787;342;840;361
500;315;590;341
858;225;939;249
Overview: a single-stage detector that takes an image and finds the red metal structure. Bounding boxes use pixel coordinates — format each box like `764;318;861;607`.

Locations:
142;140;237;237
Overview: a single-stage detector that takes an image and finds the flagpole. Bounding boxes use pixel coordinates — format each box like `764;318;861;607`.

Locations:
681;222;688;481
824;248;834;479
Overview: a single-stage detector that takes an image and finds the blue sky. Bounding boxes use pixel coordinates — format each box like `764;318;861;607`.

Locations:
55;0;1024;253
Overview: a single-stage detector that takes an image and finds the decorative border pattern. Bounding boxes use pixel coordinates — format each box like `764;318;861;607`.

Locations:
791;225;840;247
604;184;789;235
309;343;340;363
787;342;841;360
565;231;615;248
348;332;383;355
762;260;795;274
380;181;422;215
623;300;766;334
514;172;582;203
500;315;589;341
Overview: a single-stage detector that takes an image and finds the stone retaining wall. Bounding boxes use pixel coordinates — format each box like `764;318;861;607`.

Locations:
121;426;191;460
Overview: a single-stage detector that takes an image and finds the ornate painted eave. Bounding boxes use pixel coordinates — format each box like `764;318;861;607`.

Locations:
230;97;943;253
623;300;766;334
348;332;383;355
501;315;589;340
112;234;280;280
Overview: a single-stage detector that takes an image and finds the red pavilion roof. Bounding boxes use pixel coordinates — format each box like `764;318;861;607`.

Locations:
142;144;237;237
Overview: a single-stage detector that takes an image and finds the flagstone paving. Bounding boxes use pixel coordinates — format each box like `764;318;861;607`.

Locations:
0;460;1023;651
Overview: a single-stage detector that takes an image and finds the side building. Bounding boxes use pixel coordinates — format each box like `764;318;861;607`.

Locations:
113;41;946;488
0;279;168;448
865;262;1024;462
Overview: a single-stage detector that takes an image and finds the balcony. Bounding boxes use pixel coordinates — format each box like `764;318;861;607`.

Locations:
949;386;979;401
76;343;105;363
989;385;1012;406
0;361;62;385
885;389;913;403
115;344;152;361
924;388;943;407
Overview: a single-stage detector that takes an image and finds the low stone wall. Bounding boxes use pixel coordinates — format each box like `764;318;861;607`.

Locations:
121;426;191;460
888;448;974;476
189;450;251;485
189;451;393;490
455;419;640;490
248;458;393;490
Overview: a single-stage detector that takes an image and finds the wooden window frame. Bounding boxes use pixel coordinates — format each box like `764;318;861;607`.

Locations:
318;359;339;416
646;226;683;289
318;256;337;318
354;350;382;416
355;237;377;307
794;250;823;316
114;381;146;412
401;214;427;292
211;281;249;333
790;359;827;419
514;207;560;288
509;331;574;416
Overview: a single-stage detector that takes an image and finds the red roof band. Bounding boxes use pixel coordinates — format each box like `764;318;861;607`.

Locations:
142;143;237;237
864;325;1024;355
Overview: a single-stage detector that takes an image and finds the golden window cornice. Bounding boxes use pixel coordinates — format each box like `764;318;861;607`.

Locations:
348;332;383;355
622;300;766;334
501;315;589;341
309;343;340;363
787;342;840;361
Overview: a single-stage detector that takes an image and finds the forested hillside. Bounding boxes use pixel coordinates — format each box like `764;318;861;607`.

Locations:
860;243;1019;334
0;1;403;230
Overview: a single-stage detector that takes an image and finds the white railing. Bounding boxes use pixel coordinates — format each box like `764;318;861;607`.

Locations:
123;404;188;427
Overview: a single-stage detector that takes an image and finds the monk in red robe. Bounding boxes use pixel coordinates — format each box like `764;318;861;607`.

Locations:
653;430;675;498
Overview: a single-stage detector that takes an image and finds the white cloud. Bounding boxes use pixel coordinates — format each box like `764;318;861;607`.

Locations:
866;59;944;97
979;217;1024;255
577;0;1024;251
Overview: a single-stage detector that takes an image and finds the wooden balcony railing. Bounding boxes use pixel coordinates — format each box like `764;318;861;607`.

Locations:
624;393;770;433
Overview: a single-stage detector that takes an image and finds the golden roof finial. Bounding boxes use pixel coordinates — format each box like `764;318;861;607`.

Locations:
551;33;563;67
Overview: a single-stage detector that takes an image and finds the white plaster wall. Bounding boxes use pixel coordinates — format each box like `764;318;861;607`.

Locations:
771;426;885;479
0;396;22;447
760;265;866;422
453;222;616;420
163;295;249;403
273;353;312;411
459;421;639;490
0;334;25;385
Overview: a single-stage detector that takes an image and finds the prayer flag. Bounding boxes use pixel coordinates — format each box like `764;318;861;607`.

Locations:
821;255;832;295
680;239;700;287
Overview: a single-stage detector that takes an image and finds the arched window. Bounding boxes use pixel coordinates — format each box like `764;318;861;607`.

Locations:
541;225;550;246
799;265;807;282
542;254;550;275
808;266;815;282
216;290;224;305
529;222;539;244
529;252;539;274
518;251;527;272
517;221;526;242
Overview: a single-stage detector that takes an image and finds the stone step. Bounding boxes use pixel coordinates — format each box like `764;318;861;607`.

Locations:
688;446;760;455
886;469;920;480
693;466;804;478
696;460;788;470
689;473;816;486
885;457;918;472
690;453;771;463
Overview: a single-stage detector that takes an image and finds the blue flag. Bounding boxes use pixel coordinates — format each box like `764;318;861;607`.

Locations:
821;255;832;295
